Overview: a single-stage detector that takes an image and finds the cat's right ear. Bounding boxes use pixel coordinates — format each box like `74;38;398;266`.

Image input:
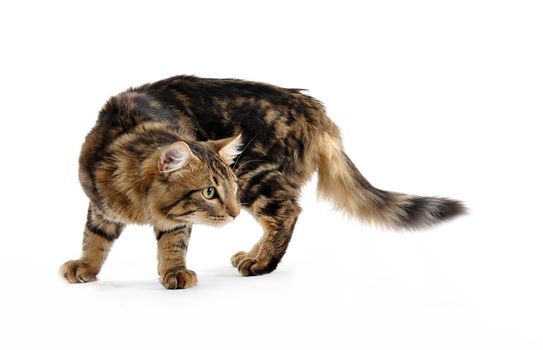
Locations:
158;142;195;174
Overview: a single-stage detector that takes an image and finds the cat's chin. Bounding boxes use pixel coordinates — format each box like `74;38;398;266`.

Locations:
182;218;232;227
203;219;233;227
206;221;230;228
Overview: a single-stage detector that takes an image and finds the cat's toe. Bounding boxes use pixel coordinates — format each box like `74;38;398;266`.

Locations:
236;257;279;277
160;268;198;289
61;260;98;283
231;251;250;267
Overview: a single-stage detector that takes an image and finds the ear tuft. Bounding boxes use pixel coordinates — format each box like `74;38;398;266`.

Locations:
159;142;194;173
218;134;243;165
207;134;243;165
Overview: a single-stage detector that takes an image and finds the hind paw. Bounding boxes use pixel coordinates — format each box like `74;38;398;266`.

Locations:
231;251;250;267
231;253;279;277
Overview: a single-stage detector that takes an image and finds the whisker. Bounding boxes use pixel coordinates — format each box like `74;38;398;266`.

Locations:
234;159;265;175
233;129;263;171
235;169;256;178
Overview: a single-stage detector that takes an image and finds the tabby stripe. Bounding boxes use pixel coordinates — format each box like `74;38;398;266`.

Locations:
156;225;188;241
243;167;277;192
86;223;121;241
176;209;197;217
210;160;230;179
123;130;180;156
176;238;187;251
161;190;199;213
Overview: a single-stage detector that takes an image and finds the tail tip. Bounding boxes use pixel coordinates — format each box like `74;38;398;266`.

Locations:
438;198;468;221
401;196;468;230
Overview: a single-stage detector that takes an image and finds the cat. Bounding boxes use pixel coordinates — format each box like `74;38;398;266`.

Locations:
61;75;465;289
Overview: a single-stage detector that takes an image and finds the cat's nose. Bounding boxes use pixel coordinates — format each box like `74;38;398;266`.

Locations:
227;206;240;219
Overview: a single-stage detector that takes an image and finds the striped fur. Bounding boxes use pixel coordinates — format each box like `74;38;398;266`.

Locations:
61;75;465;288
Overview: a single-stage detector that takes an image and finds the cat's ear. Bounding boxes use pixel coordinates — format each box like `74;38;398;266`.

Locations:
158;142;195;173
206;134;243;165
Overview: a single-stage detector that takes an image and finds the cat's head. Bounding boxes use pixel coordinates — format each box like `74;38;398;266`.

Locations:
149;135;243;227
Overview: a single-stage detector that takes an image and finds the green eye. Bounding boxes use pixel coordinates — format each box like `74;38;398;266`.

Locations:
202;186;216;199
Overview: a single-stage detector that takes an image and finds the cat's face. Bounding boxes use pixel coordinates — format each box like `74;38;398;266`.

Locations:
150;135;242;227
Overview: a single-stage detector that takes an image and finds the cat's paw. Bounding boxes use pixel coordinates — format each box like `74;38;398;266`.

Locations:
60;260;98;283
231;251;250;267
233;255;280;277
160;268;198;289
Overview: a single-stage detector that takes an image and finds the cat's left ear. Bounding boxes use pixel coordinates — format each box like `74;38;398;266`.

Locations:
206;134;243;165
158;141;196;174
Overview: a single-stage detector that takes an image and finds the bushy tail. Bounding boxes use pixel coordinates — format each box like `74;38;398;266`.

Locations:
316;133;466;229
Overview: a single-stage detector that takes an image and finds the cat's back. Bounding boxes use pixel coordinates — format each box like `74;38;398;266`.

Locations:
136;75;328;142
139;75;302;103
136;75;335;179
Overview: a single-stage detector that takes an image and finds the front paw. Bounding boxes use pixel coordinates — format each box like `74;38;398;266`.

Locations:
160;268;198;289
233;255;280;277
61;260;98;283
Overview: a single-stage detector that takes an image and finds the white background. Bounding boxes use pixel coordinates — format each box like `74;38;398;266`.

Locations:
1;1;541;349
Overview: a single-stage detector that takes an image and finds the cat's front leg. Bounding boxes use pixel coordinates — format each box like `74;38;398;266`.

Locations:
155;223;197;289
61;204;125;283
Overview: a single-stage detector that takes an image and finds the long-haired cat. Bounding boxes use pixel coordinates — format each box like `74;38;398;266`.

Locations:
61;75;465;289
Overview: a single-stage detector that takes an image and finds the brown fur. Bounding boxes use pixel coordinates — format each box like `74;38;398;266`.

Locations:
61;75;465;289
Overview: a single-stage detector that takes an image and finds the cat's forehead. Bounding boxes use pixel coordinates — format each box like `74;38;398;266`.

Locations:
206;157;235;182
188;142;236;183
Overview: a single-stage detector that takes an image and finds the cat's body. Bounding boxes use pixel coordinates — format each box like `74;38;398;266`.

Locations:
62;75;465;289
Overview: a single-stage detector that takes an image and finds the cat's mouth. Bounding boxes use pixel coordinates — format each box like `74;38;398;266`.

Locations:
206;215;232;227
172;213;232;227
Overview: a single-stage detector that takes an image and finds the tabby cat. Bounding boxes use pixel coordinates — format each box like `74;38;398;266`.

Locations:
61;75;465;289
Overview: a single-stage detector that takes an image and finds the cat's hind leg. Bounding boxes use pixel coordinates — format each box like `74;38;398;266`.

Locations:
61;204;125;283
232;169;301;276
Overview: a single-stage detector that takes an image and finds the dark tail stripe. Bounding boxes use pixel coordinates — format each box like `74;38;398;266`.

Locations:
402;196;466;227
